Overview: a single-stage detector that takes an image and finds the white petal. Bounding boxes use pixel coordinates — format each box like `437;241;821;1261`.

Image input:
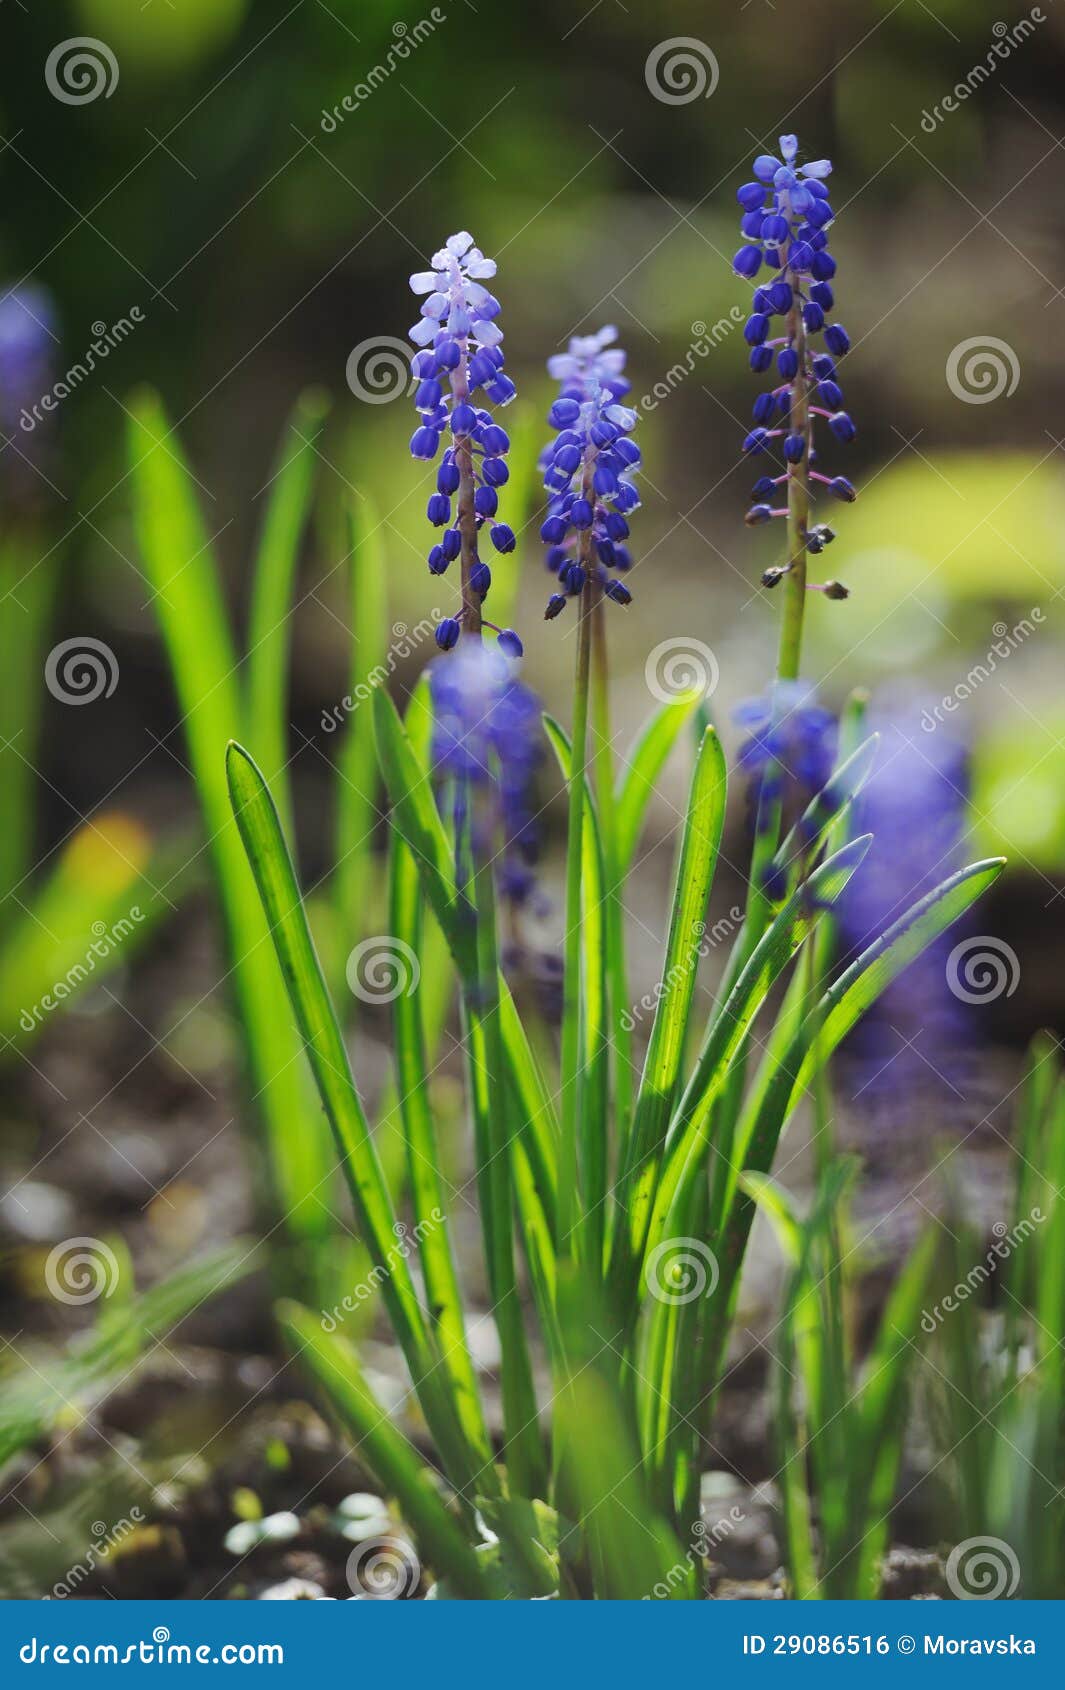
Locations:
409;270;438;294
472;320;503;346
466;258;497;278
409;318;437;346
446;230;474;256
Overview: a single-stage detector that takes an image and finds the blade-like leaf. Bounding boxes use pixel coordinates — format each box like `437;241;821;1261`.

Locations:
278;1302;493;1599
128;389;335;1260
247;390;329;838
226;740;485;1498
615;691;704;871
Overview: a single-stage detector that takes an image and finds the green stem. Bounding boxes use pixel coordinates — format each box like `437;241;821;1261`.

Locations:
590;595;633;1182
559;536;594;1263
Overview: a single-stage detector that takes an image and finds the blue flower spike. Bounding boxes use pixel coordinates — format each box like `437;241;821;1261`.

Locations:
408;232;518;647
732;135;856;596
537;326;640;618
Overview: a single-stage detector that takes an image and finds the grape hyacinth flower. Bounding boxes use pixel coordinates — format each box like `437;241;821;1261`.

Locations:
537;325;640;619
734;135;856;652
408;232;519;655
430;638;543;905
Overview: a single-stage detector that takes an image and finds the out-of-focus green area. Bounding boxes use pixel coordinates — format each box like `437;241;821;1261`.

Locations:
2;0;1064;877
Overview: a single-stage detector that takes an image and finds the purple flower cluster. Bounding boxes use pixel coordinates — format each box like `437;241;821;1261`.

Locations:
430;640;543;905
537;326;640;620
733;135;857;563
734;681;837;812
407;232;520;655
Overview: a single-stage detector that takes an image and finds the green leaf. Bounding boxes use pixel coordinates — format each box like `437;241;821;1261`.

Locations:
247;389;329;839
278;1302;493;1600
388;828;494;1480
628;834;872;1301
544;713;608;1272
128;388;335;1259
702;857;1006;1402
333;493;390;959
226;740;485;1499
615;691;704;871
615;727;728;1278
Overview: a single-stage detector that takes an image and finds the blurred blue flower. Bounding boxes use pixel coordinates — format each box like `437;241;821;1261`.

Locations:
430;639;543;906
838;699;972;1098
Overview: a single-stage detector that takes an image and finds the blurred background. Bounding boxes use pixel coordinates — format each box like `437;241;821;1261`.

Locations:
2;0;1064;1597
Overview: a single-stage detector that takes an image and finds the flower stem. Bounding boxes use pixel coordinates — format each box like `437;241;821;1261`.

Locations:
559;539;594;1263
776;296;811;684
453;347;482;638
590;595;633;1175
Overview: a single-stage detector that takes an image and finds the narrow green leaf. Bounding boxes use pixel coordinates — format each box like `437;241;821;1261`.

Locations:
615;691;704;871
247;390;329;838
278;1302;493;1599
128;388;335;1258
226;740;485;1498
334;493;390;954
616;727;728;1263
